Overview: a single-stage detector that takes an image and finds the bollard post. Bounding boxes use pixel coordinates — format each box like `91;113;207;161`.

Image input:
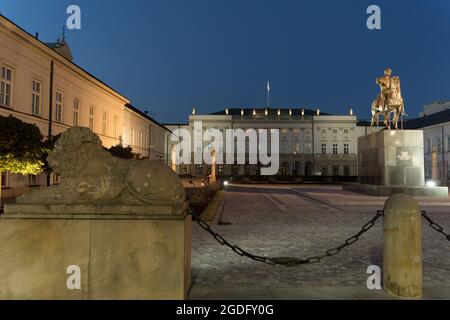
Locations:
383;193;422;298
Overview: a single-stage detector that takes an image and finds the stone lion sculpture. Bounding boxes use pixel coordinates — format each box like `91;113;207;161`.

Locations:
17;127;185;206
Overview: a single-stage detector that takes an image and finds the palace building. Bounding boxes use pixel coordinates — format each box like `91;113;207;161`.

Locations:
166;107;377;178
0;15;171;200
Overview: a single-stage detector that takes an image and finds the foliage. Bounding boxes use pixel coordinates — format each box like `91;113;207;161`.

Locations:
187;182;221;216
41;133;61;174
0;115;46;175
104;144;139;159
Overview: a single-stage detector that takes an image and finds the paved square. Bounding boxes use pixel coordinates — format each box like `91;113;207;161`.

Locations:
189;184;450;299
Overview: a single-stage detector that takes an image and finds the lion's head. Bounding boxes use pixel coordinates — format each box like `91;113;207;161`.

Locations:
48;127;104;179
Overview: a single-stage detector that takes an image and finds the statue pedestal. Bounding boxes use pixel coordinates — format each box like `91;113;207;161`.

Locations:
0;204;191;300
344;130;448;197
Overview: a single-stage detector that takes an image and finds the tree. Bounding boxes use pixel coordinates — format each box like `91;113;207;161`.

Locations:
0;115;47;209
104;144;140;159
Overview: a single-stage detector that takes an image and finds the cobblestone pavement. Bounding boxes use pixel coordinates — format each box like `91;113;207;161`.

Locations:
189;184;450;299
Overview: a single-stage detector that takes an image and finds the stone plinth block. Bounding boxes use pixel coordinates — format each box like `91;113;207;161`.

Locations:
383;193;422;298
0;205;191;300
358;130;424;186
343;129;448;197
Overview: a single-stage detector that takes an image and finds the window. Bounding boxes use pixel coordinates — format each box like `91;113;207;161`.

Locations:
344;143;349;155
73;99;80;126
55;91;63;123
218;164;224;175
32;79;41;115
437;138;442;153
332;165;339;176
114;116;119;138
89;107;95;131
321;166;328;176
332;129;338;134
1;171;8;187
196;164;203;175
344;128;349;134
28;174;38;186
139;131;143;148
321;144;327;154
344;166;350;176
448;136;450;152
0;65;13;107
426;139;431;154
333;144;338;155
102;112;108;136
131;129;135;146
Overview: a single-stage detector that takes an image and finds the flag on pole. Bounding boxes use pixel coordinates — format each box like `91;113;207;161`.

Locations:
267;81;270;92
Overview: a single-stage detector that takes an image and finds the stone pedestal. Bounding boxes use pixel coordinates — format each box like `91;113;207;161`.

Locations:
344;130;448;197
0;204;191;300
383;194;422;298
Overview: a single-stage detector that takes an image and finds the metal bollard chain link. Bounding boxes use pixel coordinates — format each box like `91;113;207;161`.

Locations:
188;207;384;267
422;210;450;242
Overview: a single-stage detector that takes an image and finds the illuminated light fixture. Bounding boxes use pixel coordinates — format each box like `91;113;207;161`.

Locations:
289;108;292;116
241;108;244;116
317;108;320;115
426;180;436;188
277;109;281;116
223;181;229;186
301;109;305;116
349;108;353;116
192;107;196;115
265;109;268;116
225;108;229;115
253;109;256;116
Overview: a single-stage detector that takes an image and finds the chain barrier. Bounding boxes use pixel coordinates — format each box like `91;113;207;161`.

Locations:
422;210;450;242
188;208;384;267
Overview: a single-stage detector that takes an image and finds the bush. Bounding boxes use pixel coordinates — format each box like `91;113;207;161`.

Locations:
187;182;221;216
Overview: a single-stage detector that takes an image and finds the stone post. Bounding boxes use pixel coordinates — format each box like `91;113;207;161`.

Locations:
383;193;422;298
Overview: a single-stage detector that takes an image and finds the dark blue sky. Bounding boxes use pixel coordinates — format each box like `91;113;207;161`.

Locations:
2;0;450;123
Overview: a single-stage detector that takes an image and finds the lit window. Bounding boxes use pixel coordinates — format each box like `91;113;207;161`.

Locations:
0;65;13;107
102;112;108;136
114;116;118;138
32;80;41;115
89;107;95;131
28;174;38;186
1;171;8;187
55;91;63;123
73;99;80;126
437;138;442;153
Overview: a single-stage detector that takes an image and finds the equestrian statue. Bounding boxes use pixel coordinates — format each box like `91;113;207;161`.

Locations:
370;68;405;129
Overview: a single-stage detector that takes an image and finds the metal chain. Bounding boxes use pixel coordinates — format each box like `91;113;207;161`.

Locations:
422;210;450;242
188;208;384;267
